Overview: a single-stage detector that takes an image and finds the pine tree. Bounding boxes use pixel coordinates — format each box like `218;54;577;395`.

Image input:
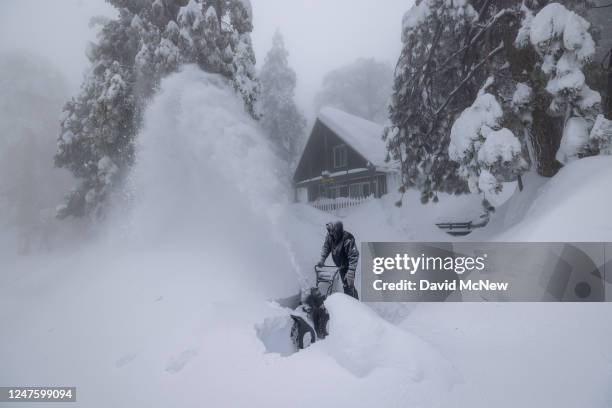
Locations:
56;0;259;218
259;30;306;166
386;0;602;207
384;0;484;204
517;2;600;164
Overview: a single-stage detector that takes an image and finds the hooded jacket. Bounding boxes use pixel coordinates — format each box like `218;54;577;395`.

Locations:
319;230;359;272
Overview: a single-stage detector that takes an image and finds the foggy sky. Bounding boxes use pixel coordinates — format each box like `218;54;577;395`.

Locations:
0;0;413;118
251;0;412;117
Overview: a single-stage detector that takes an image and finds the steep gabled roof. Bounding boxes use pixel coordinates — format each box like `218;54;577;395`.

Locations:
318;107;388;166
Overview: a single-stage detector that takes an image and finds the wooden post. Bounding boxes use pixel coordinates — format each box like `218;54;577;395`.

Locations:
367;162;376;198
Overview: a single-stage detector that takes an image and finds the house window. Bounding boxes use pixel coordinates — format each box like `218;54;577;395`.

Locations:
348;181;376;198
333;144;347;168
338;185;349;197
363;182;371;197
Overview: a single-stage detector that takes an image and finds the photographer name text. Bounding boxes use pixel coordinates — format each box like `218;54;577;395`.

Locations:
372;279;509;292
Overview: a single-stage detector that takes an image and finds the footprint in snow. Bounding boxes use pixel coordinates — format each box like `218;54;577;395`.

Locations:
165;348;198;374
115;353;137;368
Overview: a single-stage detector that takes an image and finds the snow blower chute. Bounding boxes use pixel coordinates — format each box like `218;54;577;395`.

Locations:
290;265;339;350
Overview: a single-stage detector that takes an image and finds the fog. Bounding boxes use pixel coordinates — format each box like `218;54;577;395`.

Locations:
0;0;116;92
0;0;412;116
250;0;411;117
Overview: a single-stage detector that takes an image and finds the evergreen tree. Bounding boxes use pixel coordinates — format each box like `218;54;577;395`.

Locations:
385;0;601;207
516;2;600;164
384;0;484;204
56;0;259;218
259;30;306;166
449;77;528;210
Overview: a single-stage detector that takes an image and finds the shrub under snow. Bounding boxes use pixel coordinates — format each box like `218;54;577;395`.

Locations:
449;80;526;206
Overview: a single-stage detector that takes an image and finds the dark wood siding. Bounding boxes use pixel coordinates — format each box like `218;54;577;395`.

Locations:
293;119;369;183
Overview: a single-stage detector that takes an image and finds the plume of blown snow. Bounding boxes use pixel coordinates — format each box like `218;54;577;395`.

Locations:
110;65;298;298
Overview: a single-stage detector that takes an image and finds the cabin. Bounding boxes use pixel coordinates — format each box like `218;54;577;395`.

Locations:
293;107;399;209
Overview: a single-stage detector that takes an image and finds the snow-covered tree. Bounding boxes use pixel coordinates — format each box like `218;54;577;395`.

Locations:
259;30;306;166
384;0;485;204
56;0;259;218
520;2;601;163
449;78;528;209
586;1;612;118
314;58;392;124
386;0;602;206
511;0;603;174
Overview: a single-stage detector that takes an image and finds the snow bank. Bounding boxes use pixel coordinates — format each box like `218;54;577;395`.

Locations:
498;156;612;241
321;294;455;382
341;190;482;242
403;302;612;408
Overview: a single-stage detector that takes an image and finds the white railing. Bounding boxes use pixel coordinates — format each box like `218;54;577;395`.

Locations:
311;196;373;212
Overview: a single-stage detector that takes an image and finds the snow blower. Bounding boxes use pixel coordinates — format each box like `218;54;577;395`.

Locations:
290;265;339;350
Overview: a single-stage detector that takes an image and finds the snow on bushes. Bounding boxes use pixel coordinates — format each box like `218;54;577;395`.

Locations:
449;80;527;206
511;82;533;120
529;3;595;67
523;2;601;163
589;114;612;155
556;116;591;163
401;0;476;32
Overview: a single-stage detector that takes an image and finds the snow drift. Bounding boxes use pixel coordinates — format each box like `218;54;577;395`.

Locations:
498;156;612;241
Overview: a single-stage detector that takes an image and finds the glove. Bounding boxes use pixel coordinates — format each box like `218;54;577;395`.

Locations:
345;269;355;287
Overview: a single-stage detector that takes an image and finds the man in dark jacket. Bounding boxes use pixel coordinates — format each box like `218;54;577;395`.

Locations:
317;221;359;299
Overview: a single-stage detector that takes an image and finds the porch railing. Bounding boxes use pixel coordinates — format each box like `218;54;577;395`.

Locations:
311;196;373;212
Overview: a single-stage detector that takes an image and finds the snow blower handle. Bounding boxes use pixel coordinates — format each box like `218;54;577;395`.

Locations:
314;265;339;293
314;264;337;279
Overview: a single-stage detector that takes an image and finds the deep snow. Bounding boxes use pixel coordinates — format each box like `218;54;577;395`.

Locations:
1;67;612;408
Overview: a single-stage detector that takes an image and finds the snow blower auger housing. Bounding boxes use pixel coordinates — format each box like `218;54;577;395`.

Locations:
290;265;339;350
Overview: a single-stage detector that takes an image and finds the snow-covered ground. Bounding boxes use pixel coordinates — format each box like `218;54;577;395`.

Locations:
1;67;612;408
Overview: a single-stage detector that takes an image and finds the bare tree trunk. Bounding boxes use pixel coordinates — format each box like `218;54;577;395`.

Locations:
531;97;563;177
606;48;612;118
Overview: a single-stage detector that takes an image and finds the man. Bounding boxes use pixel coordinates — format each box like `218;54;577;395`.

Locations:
317;221;359;299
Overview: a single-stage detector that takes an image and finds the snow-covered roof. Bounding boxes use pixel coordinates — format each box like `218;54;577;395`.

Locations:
318;107;388;166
